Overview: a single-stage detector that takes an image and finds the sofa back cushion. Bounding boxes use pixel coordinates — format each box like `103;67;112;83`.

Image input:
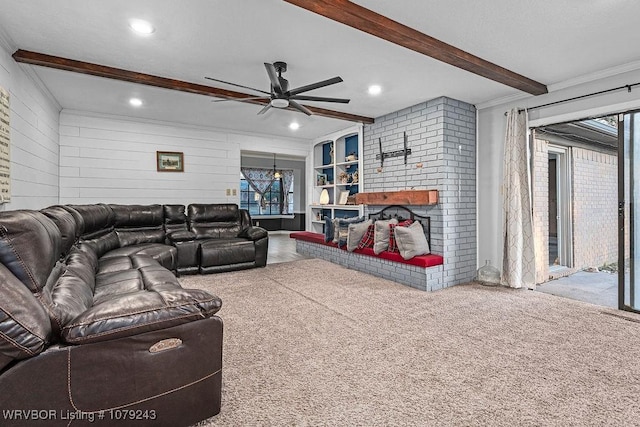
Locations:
188;204;241;239
66;204;115;240
41;205;83;258
110;204;165;247
0;210;61;293
83;230;120;258
112;204;164;227
163;204;188;233
0;210;64;361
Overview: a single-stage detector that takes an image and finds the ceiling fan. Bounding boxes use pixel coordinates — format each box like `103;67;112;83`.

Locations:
205;61;349;116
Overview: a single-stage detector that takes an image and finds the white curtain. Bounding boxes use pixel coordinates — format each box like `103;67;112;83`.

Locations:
240;168;275;210
281;170;294;213
502;108;535;289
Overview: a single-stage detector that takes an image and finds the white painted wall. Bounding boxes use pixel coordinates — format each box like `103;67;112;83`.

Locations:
477;67;640;273
0;38;60;209
60;110;310;205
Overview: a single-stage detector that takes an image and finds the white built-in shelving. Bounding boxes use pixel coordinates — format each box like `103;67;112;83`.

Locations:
308;125;364;233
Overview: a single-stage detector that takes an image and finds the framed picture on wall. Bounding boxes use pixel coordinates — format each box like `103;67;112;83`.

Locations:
157;151;184;172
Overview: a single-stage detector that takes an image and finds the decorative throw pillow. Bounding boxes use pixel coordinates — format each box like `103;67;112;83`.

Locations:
388;219;413;253
373;218;398;255
347;219;372;252
357;223;376;249
332;218;340;244
323;216;334;243
336;216;365;247
394;221;431;260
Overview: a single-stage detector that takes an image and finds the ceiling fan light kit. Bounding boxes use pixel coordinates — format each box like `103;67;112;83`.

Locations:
205;61;350;117
271;98;289;108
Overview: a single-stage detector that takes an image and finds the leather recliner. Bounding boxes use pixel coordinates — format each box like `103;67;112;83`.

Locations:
163;203;269;275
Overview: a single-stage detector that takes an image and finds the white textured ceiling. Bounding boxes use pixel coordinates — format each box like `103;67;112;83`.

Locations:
1;0;639;141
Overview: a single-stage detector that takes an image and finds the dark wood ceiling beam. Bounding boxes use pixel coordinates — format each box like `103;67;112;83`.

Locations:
283;0;548;96
12;49;374;124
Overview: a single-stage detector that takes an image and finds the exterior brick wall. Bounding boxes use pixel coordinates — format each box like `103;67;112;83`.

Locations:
572;147;618;268
362;97;476;288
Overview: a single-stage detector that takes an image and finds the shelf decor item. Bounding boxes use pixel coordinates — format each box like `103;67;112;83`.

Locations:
157;151;184;172
316;173;327;186
319;189;330;205
338;190;350;205
338;171;349;184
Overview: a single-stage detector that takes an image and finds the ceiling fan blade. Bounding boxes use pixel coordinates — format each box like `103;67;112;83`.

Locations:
288;76;343;96
264;63;283;94
257;103;272;115
211;96;269;103
204;76;270;95
289;100;312;116
290;95;350;104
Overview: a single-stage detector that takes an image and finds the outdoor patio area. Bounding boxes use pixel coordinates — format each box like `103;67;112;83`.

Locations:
537;270;618;308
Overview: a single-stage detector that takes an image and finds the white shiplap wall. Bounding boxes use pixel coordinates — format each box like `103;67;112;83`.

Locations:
59;111;311;205
0;40;60;209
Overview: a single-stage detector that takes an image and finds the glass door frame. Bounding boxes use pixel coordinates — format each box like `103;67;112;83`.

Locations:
618;110;638;312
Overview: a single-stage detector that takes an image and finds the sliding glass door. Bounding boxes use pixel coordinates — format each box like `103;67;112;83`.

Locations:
619;111;640;312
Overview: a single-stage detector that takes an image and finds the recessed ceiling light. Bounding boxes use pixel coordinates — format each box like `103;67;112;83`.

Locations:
289;122;300;130
129;19;155;35
129;98;143;107
368;85;382;96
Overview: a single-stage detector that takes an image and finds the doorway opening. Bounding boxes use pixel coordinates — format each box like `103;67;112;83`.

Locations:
532;115;618;307
548;155;558;265
547;145;572;271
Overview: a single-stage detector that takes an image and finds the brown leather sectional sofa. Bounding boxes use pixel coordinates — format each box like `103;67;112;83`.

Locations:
0;203;268;426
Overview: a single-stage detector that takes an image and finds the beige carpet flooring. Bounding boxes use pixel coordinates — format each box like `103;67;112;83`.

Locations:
183;259;640;426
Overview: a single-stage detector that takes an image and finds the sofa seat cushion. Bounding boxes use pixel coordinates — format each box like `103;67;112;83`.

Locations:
139;264;183;292
94;269;144;304
97;253;160;275
200;238;255;267
97;256;136;275
101;243;177;271
61;288;222;344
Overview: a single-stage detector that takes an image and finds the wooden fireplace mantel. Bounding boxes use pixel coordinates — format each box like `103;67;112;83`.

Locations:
355;190;438;206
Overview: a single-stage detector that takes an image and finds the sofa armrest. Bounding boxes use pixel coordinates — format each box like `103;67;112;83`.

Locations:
167;230;197;243
238;226;268;241
62;289;221;344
